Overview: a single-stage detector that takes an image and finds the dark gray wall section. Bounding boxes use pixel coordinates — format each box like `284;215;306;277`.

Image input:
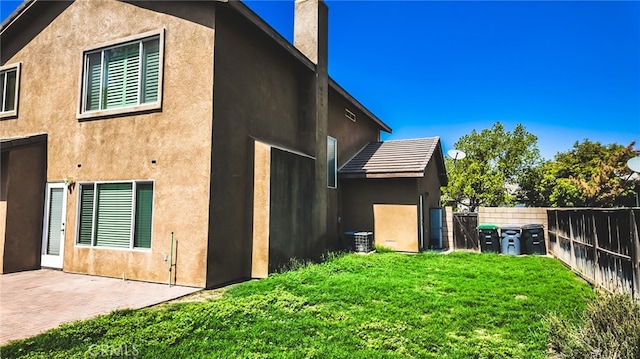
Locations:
207;7;315;287
3;142;47;273
268;148;314;271
339;178;418;235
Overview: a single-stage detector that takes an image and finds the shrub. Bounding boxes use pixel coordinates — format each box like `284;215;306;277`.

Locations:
548;292;640;359
373;244;394;253
276;251;346;273
275;257;309;273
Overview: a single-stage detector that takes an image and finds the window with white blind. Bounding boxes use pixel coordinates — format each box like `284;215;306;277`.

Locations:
327;136;337;189
79;31;163;118
77;181;154;249
0;63;20;117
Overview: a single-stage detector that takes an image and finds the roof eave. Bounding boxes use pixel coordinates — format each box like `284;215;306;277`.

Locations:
0;0;36;35
2;0;391;135
223;0;316;72
339;171;425;179
222;2;392;134
432;138;449;186
0;133;47;151
328;78;392;133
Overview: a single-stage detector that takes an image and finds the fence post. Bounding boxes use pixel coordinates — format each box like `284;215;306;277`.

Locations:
569;211;576;272
592;210;600;288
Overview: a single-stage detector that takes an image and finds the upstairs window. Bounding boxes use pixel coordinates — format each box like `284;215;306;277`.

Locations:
327;136;337;188
0;64;20;117
80;31;162;116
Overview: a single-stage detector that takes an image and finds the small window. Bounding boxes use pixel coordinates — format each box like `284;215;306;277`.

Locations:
0;63;20;118
327;136;337;189
79;30;163;118
77;181;154;249
345;108;356;122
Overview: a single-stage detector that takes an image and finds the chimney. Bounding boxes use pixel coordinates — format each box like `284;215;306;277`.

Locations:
294;0;328;68
294;0;330;255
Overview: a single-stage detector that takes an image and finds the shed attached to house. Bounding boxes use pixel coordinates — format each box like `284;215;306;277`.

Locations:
339;137;448;252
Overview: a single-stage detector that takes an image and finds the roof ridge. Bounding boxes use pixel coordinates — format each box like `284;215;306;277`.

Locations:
382;136;440;143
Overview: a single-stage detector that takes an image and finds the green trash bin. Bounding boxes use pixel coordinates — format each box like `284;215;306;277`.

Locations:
478;224;500;253
521;224;546;255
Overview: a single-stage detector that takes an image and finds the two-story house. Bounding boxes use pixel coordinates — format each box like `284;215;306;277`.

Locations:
0;0;447;288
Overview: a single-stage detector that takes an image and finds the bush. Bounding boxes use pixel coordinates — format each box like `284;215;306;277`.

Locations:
548;292;640;359
373;244;394;253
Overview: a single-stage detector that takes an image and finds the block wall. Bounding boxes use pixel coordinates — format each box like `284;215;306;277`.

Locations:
478;207;548;228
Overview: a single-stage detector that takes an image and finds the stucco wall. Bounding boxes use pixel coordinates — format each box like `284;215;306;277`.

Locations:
418;159;444;248
339;158;445;252
208;7;318;287
374;204;418;252
251;141;271;279
418;160;443;211
327;88;382;249
327;89;381;165
1;0;387;286
0;0;216;286
0;152;8;267
340;178;417;234
250;142;317;276
1;143;47;273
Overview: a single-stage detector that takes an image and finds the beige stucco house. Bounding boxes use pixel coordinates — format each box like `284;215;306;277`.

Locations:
0;0;445;288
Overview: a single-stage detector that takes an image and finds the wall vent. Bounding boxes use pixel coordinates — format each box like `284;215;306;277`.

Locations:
345;108;356;122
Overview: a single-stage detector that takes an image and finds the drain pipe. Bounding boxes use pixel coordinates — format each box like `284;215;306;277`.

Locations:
169;232;174;287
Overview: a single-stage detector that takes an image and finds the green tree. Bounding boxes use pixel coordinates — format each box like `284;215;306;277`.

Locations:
518;140;639;207
443;122;540;211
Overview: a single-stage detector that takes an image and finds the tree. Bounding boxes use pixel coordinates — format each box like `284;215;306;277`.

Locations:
443;122;540;211
518;140;639;207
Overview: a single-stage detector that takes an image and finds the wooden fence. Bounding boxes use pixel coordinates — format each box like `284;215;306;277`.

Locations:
452;213;479;251
547;208;640;299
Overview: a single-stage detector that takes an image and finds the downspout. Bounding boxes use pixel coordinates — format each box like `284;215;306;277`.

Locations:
168;232;174;287
419;194;424;250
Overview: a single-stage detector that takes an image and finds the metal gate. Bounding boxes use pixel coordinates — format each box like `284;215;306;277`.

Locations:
453;213;479;250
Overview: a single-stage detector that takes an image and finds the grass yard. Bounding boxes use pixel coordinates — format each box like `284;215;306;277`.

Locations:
1;252;593;358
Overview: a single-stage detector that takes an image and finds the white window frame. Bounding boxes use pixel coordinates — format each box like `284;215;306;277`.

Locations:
327;136;338;189
0;63;21;119
75;180;154;251
77;29;164;120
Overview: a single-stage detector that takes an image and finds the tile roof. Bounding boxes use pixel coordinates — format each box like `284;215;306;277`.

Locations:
339;137;444;179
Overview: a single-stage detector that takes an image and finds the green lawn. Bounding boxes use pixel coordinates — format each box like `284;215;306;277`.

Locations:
1;252;593;358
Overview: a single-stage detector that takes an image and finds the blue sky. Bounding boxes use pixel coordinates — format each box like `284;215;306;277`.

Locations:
2;0;638;159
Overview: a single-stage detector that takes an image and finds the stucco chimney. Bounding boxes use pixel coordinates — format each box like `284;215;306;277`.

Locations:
294;0;330;255
294;0;328;67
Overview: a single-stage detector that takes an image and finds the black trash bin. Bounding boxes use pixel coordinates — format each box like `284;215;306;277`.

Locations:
478;224;500;253
500;225;521;255
521;224;547;255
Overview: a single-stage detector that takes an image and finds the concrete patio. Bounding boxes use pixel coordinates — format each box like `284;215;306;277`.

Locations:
0;269;199;345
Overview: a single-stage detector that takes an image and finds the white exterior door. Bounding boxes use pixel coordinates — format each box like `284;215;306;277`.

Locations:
41;183;67;268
